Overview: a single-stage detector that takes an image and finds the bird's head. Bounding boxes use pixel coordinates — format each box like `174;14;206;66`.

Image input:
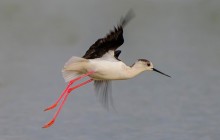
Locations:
134;59;171;78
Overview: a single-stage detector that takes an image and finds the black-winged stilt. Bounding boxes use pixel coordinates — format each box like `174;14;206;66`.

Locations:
43;10;171;128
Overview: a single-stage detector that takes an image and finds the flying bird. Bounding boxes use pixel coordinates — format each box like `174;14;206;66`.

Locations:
43;10;171;128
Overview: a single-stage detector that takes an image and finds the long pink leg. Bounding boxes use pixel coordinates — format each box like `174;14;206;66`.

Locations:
44;71;95;111
44;80;74;111
42;79;94;128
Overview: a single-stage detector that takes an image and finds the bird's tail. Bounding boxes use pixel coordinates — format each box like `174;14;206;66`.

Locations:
120;9;135;28
62;56;88;82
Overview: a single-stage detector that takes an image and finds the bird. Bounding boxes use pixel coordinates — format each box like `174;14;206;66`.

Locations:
42;10;171;128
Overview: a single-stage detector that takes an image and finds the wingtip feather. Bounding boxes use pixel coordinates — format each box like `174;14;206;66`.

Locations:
120;9;135;27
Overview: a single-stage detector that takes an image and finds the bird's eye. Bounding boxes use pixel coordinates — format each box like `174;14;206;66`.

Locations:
147;63;151;66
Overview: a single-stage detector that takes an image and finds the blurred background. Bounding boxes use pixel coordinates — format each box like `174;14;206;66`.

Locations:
0;0;220;140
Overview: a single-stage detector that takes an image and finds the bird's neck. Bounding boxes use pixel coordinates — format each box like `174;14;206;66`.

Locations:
124;63;146;79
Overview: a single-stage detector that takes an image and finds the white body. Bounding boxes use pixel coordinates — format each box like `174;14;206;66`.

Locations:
87;59;132;80
62;55;152;82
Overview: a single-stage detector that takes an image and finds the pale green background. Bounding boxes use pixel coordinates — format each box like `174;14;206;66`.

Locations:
0;0;220;140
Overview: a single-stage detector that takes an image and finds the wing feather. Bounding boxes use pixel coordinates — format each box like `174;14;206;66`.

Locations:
94;80;115;110
83;9;135;59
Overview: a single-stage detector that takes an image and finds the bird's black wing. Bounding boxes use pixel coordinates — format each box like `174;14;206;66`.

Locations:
114;50;121;60
82;10;135;59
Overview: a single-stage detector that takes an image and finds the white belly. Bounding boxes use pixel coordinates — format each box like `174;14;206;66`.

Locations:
86;59;129;80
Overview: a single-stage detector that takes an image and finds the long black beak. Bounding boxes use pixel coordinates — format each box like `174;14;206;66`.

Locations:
153;68;171;78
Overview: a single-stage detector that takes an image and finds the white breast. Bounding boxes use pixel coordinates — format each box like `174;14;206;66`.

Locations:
86;59;130;80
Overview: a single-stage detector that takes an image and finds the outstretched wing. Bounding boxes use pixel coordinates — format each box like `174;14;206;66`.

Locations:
82;10;135;59
94;80;115;110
